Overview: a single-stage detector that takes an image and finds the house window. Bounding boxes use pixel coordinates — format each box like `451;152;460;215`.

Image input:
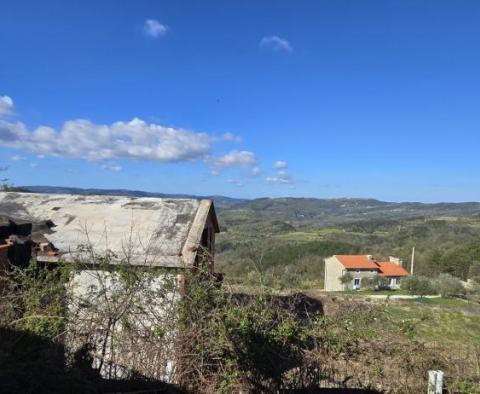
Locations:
356;270;360;274
395;278;400;285
353;278;361;289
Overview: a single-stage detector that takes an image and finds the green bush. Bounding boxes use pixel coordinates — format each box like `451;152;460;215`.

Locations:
403;276;436;296
434;273;466;298
339;272;353;285
361;276;379;290
178;269;322;392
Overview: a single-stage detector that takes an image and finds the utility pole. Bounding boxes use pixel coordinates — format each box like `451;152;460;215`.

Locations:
410;246;415;275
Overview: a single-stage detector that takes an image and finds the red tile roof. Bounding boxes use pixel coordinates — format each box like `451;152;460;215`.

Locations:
377;262;410;277
335;255;380;269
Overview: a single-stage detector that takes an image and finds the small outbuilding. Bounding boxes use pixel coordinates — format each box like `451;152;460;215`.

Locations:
0;191;220;382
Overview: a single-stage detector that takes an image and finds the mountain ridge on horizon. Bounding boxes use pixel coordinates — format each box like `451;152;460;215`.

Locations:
17;185;480;227
20;185;480;205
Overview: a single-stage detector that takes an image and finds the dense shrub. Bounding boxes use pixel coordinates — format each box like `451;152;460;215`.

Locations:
178;276;321;392
361;276;380;290
339;272;353;285
403;276;436;296
434;273;466;298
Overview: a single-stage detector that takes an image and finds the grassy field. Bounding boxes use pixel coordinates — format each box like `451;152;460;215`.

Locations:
384;297;480;348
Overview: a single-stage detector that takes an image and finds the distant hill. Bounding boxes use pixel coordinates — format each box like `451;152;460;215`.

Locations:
20;186;480;225
222;197;480;226
20;185;246;208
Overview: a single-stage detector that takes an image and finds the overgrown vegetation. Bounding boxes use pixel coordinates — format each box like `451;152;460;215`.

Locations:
1;252;480;393
434;273;466;298
402;276;436;296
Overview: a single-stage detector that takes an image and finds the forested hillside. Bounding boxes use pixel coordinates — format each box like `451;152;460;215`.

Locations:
216;213;480;288
218;197;480;226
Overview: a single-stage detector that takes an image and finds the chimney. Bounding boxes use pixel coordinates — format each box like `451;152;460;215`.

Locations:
366;254;373;260
389;256;403;266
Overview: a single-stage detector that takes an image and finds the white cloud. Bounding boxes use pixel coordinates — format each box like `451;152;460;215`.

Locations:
221;132;242;143
0;96;14;116
0;97;263;176
101;163;122;172
266;170;294;184
211;150;258;168
0;118;213;163
259;35;293;53
209;132;242;143
29;162;38;168
144;19;168;38
273;160;287;169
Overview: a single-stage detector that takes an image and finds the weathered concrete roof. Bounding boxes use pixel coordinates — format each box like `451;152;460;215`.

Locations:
0;192;218;267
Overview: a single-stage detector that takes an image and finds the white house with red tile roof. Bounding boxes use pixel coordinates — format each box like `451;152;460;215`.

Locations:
324;254;409;291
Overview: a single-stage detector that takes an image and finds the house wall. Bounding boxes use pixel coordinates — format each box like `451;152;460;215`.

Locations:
324;256;345;291
344;269;378;290
385;276;402;289
67;268;182;383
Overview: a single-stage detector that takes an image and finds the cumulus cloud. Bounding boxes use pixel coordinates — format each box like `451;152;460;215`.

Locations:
0;115;263;176
0;96;263;179
221;132;242;143
0;96;14;116
273;160;287;169
0;117;212;163
266;170;294;184
259;35;293;53
209;132;242;143
144;19;168;38
101;163;122;172
210;150;258;168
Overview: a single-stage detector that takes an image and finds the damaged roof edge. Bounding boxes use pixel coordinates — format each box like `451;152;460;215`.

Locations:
1;192;220;268
209;201;220;234
181;199;215;266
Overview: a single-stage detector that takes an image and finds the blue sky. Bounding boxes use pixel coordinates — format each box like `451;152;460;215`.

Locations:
1;0;480;202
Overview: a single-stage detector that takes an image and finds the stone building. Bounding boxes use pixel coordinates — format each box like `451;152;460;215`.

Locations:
0;191;220;382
